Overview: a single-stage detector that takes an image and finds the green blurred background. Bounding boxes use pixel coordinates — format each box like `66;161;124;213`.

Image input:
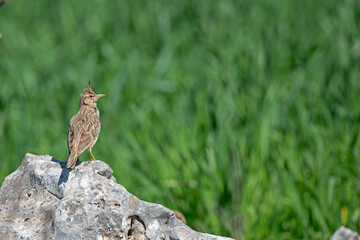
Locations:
1;0;360;239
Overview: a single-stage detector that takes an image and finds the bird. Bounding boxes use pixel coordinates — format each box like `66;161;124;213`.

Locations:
66;82;105;169
173;210;187;225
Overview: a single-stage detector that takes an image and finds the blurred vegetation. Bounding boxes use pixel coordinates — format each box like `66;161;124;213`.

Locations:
1;0;360;239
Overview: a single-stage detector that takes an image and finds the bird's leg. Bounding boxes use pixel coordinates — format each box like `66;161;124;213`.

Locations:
89;150;96;161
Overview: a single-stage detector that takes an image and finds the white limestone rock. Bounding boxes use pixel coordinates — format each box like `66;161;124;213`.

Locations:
0;153;235;240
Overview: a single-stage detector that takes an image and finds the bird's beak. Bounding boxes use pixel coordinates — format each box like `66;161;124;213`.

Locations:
96;94;105;98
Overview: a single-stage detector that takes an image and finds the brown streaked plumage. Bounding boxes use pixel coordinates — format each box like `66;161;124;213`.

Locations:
173;210;187;225
66;82;105;169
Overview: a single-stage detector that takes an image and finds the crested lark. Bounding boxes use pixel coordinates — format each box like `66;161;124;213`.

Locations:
66;82;105;169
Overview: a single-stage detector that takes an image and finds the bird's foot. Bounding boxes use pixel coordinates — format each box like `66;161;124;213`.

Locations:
89;150;96;161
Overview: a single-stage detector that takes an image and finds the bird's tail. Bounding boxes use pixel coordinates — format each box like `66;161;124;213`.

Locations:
67;143;78;169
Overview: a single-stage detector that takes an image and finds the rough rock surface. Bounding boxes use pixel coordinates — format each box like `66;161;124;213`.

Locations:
0;153;234;240
330;226;360;240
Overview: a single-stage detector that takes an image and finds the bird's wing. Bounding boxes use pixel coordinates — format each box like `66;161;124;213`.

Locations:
71;116;93;157
67;116;80;169
77;132;93;154
66;112;100;169
67;122;74;155
67;115;91;168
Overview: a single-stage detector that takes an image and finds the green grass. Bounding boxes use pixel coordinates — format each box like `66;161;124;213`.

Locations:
1;0;360;239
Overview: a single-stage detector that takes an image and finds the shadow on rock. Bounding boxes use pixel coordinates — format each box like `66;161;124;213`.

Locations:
51;157;80;185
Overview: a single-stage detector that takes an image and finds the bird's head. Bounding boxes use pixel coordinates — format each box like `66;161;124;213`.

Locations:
80;82;105;107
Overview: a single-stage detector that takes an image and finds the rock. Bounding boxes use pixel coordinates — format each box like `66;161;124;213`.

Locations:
330;226;360;240
0;153;235;240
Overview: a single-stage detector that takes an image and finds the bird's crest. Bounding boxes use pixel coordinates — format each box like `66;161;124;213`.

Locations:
81;82;95;97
